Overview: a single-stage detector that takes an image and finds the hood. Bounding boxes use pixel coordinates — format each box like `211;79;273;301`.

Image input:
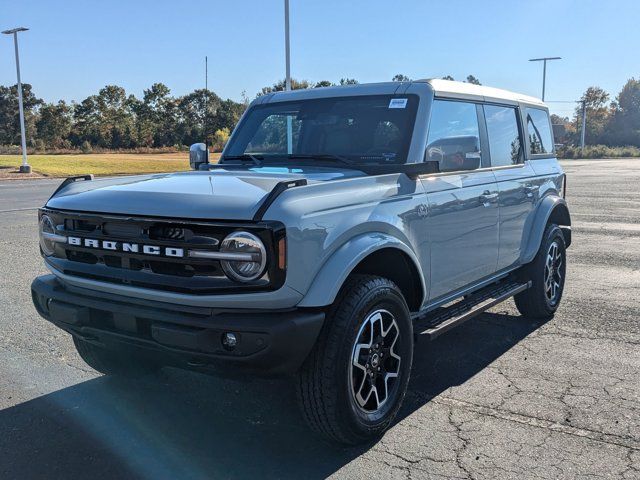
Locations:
45;167;362;220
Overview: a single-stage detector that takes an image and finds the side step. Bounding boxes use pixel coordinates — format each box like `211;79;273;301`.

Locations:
414;280;531;341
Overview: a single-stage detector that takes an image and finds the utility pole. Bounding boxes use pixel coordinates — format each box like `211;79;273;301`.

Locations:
204;55;208;152
529;57;561;101
284;0;292;153
2;27;31;173
580;100;587;149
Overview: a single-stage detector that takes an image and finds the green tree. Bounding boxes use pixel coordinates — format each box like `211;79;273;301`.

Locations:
0;83;42;146
211;127;230;151
607;78;640;146
392;74;411;82
314;80;334;88
574;86;610;145
130;83;178;147
71;95;101;147
339;78;359;85
550;114;575;145
466;75;481;85
176;89;223;146
258;79;313;96
440;75;480;84
36;101;72;148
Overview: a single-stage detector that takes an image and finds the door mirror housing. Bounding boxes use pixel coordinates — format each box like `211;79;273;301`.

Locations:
189;143;209;170
400;161;440;179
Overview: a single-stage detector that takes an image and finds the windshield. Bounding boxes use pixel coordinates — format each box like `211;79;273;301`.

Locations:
224;95;419;166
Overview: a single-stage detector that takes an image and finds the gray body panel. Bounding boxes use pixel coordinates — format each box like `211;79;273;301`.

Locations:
43;81;569;313
46;168;361;220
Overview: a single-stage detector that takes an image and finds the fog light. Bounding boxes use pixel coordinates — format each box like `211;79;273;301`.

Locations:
222;332;238;351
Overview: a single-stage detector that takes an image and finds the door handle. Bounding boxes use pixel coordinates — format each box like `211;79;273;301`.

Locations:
524;184;539;198
479;191;498;206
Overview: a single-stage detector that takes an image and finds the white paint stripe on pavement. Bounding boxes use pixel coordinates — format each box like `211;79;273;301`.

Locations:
0;207;39;214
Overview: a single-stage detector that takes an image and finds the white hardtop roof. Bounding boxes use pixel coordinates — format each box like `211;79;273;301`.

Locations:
421;78;545;107
260;79;546;108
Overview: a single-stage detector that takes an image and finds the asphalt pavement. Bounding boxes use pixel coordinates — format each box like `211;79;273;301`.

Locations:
0;159;638;479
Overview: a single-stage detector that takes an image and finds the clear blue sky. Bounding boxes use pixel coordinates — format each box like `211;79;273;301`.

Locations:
1;0;638;118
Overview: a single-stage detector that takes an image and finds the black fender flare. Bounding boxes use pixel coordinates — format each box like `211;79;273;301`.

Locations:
522;196;571;264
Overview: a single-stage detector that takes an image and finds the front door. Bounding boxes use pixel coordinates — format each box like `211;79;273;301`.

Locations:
421;99;499;301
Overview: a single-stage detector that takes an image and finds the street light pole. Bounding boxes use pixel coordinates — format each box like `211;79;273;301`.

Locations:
284;0;292;153
2;27;31;173
529;56;561;102
284;0;291;92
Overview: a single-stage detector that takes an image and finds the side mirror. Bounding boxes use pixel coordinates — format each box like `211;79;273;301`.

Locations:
189;143;209;170
401;161;440;179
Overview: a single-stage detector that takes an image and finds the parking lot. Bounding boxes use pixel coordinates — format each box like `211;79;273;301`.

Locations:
0;158;638;479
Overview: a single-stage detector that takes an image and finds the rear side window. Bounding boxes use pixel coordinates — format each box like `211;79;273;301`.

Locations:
426;100;481;172
526;108;554;155
485;105;522;167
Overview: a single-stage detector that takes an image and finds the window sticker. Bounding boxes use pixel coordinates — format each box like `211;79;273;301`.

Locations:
388;98;408;109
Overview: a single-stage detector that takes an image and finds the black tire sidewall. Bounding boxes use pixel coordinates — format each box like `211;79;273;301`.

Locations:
530;225;567;315
333;280;413;438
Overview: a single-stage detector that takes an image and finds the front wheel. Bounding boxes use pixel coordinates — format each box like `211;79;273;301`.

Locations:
297;275;413;445
515;223;567;319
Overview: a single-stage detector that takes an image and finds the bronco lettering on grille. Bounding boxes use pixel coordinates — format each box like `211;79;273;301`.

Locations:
67;236;184;258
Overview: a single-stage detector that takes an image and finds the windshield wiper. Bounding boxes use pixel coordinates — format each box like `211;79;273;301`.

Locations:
221;154;263;167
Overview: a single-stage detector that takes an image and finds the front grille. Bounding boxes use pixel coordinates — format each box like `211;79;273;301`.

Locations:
42;209;285;294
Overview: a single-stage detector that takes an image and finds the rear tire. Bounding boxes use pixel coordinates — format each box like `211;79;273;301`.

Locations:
297;275;413;445
73;337;159;377
515;223;567;319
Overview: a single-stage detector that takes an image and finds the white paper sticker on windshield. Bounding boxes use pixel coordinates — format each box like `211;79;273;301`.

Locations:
389;98;408;109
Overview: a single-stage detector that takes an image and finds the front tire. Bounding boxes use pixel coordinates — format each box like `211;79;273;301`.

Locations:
73;337;159;377
297;275;413;445
515;223;567;319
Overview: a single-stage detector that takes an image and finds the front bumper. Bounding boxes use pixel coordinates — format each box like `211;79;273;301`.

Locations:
31;275;325;376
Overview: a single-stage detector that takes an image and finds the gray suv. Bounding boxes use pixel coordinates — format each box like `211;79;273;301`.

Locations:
31;79;571;444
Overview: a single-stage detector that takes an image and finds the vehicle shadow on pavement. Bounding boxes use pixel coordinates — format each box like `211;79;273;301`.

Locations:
0;311;545;480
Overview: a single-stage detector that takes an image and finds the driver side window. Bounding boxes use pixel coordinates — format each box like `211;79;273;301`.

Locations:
426;100;481;172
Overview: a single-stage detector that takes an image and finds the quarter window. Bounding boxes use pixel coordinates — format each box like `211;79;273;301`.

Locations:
426;100;481;172
485;105;522;167
526;108;554;155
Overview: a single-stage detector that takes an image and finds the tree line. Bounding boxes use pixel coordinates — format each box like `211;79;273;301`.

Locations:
0;74;479;153
0;83;246;152
3;72;636;153
551;78;640;148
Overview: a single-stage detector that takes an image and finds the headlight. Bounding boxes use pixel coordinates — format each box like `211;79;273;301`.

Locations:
219;231;267;282
39;214;57;256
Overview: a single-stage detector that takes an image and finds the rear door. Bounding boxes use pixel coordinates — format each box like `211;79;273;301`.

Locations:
482;104;536;270
421;99;500;301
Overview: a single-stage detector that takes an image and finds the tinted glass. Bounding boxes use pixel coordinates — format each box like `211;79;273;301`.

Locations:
426;100;481;172
485;105;522;167
526;108;554;154
225;95;419;165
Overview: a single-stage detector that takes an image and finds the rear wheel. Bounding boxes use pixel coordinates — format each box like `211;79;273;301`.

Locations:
297;275;413;445
73;337;159;377
515;223;567;319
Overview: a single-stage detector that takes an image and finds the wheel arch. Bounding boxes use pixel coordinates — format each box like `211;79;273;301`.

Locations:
297;234;426;311
522;196;571;264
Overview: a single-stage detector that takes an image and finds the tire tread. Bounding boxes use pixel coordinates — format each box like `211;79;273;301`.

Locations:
297;274;410;444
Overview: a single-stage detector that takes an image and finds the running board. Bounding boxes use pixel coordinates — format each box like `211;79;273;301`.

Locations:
414;280;531;340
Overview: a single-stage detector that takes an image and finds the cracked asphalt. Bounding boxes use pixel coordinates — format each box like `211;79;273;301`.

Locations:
0;159;638;479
